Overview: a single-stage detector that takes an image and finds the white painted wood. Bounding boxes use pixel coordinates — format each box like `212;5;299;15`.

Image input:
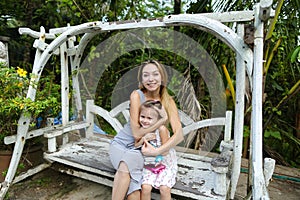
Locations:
252;4;270;199
90;103;124;133
55;160;204;200
224;111;232;142
263;158;275;186
178;109;194;126
110;101;131;122
86;100;94;138
87;100;232;141
0;27;48;199
1;3;276;199
211;167;228;196
33;39;48;51
4;121;87;145
163;14;253;79
211;150;232;197
44;136;229;199
67;33;83;120
44;129;64;138
230;23;246;199
259;0;273;21
48;137;57;153
60;42;69;146
44;154;114;178
83;101;232;199
56;167;114;187
12;163;51;184
47;11;275;37
18;27;56;39
183;118;226;136
109;101;130;117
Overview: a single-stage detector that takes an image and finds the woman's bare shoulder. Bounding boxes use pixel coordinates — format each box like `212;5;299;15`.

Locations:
130;90;140;100
130;90;142;109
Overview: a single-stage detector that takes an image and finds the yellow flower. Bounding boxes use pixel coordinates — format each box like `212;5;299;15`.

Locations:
17;67;27;78
20;103;24;109
17;82;23;88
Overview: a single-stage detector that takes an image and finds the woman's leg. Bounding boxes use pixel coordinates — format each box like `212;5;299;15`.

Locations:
159;185;171;200
127;190;141;200
112;161;130;200
141;184;152;200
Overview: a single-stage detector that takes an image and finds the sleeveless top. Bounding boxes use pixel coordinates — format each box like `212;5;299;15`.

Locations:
112;89;145;148
148;129;162;148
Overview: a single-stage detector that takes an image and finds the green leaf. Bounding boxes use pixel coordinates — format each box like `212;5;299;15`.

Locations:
270;131;281;140
272;81;284;91
264;130;271;138
291;46;300;63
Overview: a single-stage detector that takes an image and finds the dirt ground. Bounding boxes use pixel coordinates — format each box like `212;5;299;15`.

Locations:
4;167;300;200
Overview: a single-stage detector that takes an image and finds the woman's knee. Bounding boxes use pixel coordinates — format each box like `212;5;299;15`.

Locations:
118;161;129;173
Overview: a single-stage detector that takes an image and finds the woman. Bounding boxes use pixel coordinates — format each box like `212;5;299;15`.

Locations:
109;60;184;200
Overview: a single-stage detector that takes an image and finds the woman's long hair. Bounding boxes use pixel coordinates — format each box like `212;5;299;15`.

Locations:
137;60;172;120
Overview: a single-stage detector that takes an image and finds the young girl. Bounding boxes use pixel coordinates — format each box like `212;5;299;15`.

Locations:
135;100;178;200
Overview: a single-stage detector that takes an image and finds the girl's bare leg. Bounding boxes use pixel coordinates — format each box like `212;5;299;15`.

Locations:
141;184;152;200
112;161;130;200
159;185;171;200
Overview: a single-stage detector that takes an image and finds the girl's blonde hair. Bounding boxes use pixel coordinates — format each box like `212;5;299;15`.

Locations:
139;100;162;118
137;60;172;119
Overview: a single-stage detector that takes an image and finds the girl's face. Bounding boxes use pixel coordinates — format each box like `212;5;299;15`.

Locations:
141;63;162;92
139;107;159;128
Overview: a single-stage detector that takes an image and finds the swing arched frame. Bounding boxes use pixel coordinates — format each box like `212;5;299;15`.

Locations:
1;1;274;199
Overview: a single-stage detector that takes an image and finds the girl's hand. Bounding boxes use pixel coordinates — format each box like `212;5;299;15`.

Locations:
143;132;156;141
142;139;159;156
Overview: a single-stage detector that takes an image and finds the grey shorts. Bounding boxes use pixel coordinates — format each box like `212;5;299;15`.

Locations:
109;140;144;195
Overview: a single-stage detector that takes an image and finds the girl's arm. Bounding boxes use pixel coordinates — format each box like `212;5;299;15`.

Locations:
130;90;167;140
134;138;144;148
134;133;156;148
142;98;184;156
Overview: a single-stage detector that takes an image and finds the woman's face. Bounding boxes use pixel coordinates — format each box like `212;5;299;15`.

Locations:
141;63;162;92
139;107;159;128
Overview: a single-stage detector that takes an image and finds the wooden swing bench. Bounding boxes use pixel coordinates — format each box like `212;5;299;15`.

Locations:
42;100;233;200
0;2;278;199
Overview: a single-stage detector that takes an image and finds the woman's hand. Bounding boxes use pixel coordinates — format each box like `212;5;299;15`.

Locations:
154;106;168;119
141;139;159;156
153;105;168;123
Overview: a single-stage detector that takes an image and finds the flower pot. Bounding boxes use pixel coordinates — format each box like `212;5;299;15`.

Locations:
0;150;12;182
0;144;44;182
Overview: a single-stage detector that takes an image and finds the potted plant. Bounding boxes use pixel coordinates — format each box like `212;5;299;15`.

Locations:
0;62;61;180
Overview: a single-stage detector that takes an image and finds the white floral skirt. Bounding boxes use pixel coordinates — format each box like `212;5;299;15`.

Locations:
142;148;178;189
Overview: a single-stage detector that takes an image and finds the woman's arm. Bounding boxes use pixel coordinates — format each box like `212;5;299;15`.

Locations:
130;90;167;140
158;125;169;145
142;98;184;156
158;125;170;156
